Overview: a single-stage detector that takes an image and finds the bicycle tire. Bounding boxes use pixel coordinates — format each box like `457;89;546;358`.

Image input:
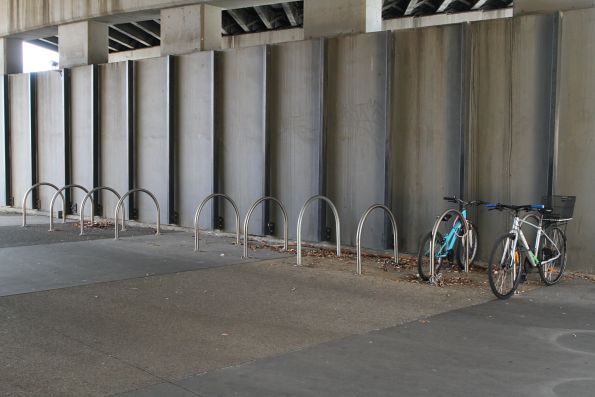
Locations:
488;234;522;299
455;222;478;269
417;231;444;281
538;226;567;286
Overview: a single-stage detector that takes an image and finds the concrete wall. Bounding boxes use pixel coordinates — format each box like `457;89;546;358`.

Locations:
215;46;266;235
175;51;215;228
0;77;6;205
9;74;31;209
556;8;595;273
36;71;65;211
326;32;389;249
390;24;466;254
4;10;595;273
70;66;94;215
135;57;168;224
100;62;129;220
268;39;323;242
468;16;553;260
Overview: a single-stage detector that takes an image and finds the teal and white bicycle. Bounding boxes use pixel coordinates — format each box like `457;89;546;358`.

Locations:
485;195;575;299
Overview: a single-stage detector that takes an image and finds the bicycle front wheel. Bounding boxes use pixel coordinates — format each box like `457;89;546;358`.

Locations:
417;231;444;281
538;227;567;286
456;222;478;269
488;234;522;299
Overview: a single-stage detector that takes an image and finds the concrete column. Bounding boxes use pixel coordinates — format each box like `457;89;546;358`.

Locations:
160;5;222;56
303;0;382;39
58;21;108;68
0;38;23;74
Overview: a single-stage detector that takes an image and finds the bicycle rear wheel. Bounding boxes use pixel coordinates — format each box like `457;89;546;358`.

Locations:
488;234;522;299
538;227;567;286
417;231;444;281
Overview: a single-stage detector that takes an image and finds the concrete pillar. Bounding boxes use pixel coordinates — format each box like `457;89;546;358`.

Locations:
58;21;108;68
0;38;23;74
160;5;222;56
303;0;382;39
515;0;595;15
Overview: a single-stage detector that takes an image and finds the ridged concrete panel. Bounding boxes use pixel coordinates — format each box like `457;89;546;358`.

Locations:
216;46;266;235
70;66;94;216
556;8;595;273
9;74;31;209
467;19;513;260
0;77;6;206
468;16;552;260
268;39;323;242
135;57;168;224
175;51;215;229
391;24;466;254
326;32;389;249
36;71;65;211
100;62;128;220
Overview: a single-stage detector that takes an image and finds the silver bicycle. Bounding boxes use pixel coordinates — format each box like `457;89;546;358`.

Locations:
485;196;574;300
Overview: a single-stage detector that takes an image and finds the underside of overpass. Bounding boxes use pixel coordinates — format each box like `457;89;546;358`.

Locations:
25;0;514;55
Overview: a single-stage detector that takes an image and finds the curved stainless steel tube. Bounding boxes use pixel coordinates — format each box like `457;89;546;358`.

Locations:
193;193;240;252
79;186;126;235
114;188;161;239
356;204;399;275
49;185;91;231
22;182;64;227
296;195;341;265
242;196;288;259
429;209;469;283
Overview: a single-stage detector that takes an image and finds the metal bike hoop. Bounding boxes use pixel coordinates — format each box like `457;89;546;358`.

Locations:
430;209;469;284
22;182;64;227
80;186;126;235
194;193;240;252
296;195;341;266
355;204;399;275
243;196;288;259
114;188;161;239
49;184;91;231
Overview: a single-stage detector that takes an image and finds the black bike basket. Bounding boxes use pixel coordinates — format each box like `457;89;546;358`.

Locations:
542;195;575;220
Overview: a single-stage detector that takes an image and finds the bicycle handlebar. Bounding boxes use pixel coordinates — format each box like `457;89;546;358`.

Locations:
485;203;548;213
443;196;486;207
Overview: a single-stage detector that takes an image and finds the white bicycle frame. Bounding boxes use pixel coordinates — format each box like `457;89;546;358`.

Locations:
503;213;562;270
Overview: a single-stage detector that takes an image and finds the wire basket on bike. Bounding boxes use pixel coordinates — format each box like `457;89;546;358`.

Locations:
541;195;575;222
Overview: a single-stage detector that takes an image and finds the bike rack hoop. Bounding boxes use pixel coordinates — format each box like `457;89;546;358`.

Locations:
194;193;241;252
356;204;399;275
49;184;92;231
79;186;126;235
296;195;341;265
242;196;288;259
114;188;161;239
22;182;64;227
429;209;469;283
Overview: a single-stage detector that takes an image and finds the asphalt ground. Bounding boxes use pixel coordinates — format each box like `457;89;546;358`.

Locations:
0;213;593;396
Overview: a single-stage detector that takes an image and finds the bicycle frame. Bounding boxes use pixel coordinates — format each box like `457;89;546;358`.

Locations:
504;214;562;268
435;208;468;258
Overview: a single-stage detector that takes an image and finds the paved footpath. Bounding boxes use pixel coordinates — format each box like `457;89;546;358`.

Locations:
0;214;593;396
120;280;595;397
